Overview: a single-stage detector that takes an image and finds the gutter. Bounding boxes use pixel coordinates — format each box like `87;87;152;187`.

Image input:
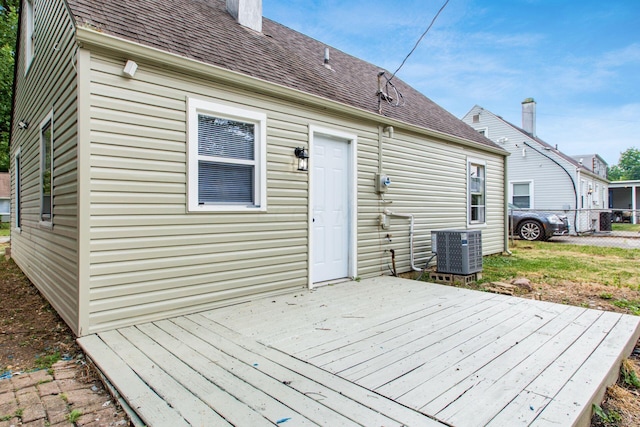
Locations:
75;27;509;158
504;157;512;255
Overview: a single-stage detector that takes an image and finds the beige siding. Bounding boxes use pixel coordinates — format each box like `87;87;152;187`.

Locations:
86;55;309;332
10;0;79;333
359;132;505;277
84;51;504;333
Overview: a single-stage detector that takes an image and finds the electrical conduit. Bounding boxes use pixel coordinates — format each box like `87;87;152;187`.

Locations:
384;209;421;272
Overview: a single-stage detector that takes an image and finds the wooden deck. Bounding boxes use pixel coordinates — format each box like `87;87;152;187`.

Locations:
78;277;640;427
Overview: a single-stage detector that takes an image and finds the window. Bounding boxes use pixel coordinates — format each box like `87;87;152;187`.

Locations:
477;127;488;137
15;148;21;229
468;160;486;224
187;98;266;212
40;112;53;223
511;182;531;208
25;0;34;71
472;114;480;123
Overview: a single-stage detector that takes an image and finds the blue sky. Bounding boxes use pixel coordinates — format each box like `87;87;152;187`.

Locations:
263;0;639;166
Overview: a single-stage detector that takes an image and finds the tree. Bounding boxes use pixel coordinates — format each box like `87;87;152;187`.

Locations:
608;147;640;181
0;0;18;172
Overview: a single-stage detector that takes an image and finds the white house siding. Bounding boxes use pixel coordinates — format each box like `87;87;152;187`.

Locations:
84;52;505;333
463;106;612;234
10;0;79;333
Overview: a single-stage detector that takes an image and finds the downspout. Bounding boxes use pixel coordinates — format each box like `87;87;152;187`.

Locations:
522;141;578;232
384;209;420;272
377;125;384;173
504;156;512;255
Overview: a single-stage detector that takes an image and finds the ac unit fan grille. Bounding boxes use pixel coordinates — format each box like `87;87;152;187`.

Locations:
432;230;482;275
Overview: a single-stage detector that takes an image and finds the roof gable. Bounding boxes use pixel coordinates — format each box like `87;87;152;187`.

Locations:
66;0;501;151
470;106;600;173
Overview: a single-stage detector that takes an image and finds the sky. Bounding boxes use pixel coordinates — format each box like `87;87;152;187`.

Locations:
263;0;640;166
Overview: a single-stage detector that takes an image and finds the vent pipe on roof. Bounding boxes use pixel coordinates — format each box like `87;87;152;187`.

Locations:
521;97;536;137
226;0;262;32
324;47;331;69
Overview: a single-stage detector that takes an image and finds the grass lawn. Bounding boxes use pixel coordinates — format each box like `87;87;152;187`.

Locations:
482;240;640;290
0;222;9;237
613;223;640;232
478;240;640;315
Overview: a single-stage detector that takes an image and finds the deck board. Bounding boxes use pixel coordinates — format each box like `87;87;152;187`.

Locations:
80;277;640;427
187;313;446;427
77;334;191;427
162;317;386;426
118;325;289;426
97;330;234;426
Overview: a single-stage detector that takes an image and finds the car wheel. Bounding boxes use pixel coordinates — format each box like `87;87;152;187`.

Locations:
518;220;544;241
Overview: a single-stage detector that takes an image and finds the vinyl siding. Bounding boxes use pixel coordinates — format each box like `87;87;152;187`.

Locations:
359;131;504;277
463;106;614;233
10;0;79;333
463;106;577;210
85;53;505;333
86;55;309;332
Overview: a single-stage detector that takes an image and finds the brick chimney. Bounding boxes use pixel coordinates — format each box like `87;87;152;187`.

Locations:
521;97;536;137
226;0;262;32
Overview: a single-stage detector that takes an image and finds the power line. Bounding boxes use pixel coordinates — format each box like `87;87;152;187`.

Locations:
389;0;451;82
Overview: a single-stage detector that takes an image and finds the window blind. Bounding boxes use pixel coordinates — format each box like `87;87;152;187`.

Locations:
197;114;256;205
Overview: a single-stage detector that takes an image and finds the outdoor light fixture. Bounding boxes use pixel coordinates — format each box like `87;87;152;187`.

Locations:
18;121;28;130
294;147;309;171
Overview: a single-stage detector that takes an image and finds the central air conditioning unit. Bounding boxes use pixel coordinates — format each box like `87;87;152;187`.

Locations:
431;230;482;275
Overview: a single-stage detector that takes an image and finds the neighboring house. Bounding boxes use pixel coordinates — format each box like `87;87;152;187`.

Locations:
10;0;508;336
570;154;608;180
0;172;9;223
462;99;609;233
609;180;640;224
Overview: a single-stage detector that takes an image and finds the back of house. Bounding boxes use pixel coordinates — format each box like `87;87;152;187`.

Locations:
10;0;508;336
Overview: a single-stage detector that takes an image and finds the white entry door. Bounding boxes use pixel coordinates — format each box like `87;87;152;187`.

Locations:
313;134;350;283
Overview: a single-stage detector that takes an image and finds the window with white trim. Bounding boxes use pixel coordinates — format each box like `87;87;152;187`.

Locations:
511;182;531;208
468;160;486;224
187;98;267;212
25;0;34;71
15;148;21;229
40;112;53;222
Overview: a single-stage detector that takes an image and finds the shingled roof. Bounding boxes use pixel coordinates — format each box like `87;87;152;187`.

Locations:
66;0;502;151
499;117;602;176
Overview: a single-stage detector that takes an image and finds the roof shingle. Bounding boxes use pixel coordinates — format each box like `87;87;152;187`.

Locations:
66;0;501;150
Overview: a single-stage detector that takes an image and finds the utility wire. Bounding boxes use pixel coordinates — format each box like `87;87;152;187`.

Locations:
389;0;451;82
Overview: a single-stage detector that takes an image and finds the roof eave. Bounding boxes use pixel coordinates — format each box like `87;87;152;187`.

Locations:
76;27;508;157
